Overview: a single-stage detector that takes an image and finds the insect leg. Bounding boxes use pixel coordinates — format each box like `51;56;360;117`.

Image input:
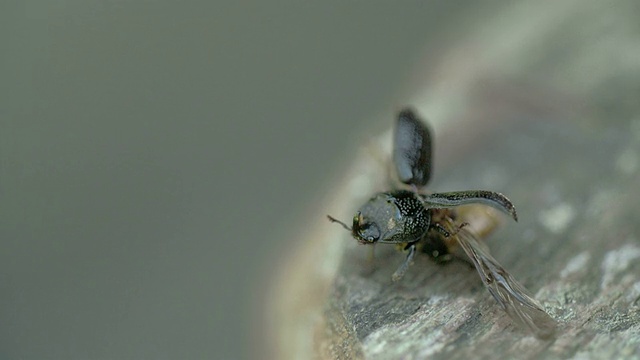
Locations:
391;243;417;282
428;219;474;265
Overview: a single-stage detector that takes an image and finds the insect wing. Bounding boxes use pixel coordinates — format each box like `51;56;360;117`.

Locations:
454;227;556;339
422;190;518;221
393;108;433;187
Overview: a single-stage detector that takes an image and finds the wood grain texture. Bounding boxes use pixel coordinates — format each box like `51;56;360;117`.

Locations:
317;120;640;359
266;1;640;358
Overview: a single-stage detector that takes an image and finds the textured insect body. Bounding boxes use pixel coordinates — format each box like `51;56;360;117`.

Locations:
328;108;557;339
351;190;430;245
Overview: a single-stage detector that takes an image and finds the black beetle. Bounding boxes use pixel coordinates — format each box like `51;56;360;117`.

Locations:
328;108;556;339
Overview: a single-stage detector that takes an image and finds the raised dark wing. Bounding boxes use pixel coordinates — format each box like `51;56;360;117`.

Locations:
393;108;433;187
454;226;556;339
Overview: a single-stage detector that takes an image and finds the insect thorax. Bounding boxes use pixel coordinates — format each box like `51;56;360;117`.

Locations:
356;190;431;244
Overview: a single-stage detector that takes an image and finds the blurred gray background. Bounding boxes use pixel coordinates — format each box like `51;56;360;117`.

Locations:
1;1;474;359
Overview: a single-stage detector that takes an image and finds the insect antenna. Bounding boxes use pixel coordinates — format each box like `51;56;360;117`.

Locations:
327;215;352;231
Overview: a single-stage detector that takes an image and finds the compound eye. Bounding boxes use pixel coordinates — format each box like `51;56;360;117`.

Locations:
359;224;380;242
351;212;380;244
354;213;380;243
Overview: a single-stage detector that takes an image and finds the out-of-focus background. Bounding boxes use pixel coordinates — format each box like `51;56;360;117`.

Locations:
3;1;639;359
2;1;469;359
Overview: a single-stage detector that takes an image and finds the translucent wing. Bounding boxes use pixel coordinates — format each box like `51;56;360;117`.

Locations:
454;226;556;339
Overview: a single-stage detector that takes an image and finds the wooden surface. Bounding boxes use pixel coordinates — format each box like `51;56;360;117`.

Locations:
265;1;640;358
315;119;640;359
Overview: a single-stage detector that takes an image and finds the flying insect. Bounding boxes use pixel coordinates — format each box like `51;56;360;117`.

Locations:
328;108;556;339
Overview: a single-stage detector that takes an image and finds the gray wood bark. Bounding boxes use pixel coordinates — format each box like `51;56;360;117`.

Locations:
316;118;640;359
266;1;640;359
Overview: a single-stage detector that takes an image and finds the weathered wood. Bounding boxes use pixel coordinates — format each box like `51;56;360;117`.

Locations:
266;1;640;358
315;118;640;359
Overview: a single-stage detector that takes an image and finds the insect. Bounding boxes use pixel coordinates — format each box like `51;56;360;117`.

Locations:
327;108;556;339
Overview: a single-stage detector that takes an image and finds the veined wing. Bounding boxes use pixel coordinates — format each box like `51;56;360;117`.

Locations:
454;226;556;339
